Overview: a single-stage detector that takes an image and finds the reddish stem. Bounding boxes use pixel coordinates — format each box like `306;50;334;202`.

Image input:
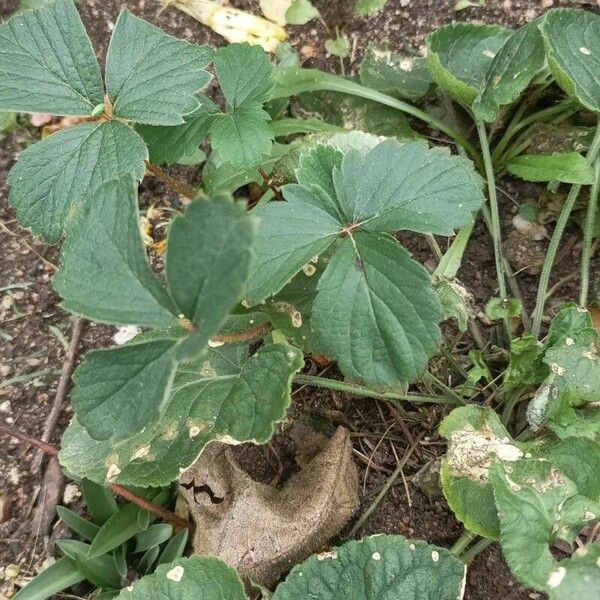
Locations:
146;162;198;201
258;167;284;201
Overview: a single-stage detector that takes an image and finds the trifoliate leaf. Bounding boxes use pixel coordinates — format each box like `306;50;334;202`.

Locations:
541;9;600;113
503;335;546;395
166;195;257;360
506;152;595;184
285;0;319;25
0;0;104;116
439;406;525;539
53;177;178;327
491;459;600;591
273;535;466;600
426;24;511;105
71;337;178;441
105;9;213;125
334;139;484;235
7;121;147;242
210;44;275;167
360;43;433;101
312;232;442;388
244;194;341;305
136;94;219;165
60;342;303;486
116;557;248;600
325;31;350;59
474;21;545;122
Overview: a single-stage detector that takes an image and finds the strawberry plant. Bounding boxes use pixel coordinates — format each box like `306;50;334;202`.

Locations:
3;1;600;599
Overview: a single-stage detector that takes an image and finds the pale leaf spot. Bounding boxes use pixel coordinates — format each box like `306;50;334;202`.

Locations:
372;552;381;560
547;567;566;589
166;565;184;582
580;47;592;55
431;550;440;562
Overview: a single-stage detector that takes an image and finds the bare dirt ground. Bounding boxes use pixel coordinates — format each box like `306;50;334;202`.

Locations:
1;0;598;598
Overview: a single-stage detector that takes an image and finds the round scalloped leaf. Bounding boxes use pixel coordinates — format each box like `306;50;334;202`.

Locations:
540;9;600;113
59;341;304;486
116;557;247;600
439;406;525;539
273;535;466;600
426;24;511;105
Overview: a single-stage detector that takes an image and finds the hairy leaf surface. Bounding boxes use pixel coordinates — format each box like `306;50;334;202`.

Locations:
0;0;104;115
8;121;147;242
506;152;595;184
106;9;213;124
273;535;466;600
54;177;177;326
541;9;600;113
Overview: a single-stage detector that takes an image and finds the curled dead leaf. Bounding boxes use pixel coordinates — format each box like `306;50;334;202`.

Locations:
180;427;359;587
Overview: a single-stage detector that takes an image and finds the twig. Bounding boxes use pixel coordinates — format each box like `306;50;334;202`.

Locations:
258;167;284;201
146;162;198;201
347;435;422;538
0;424;193;532
31;318;84;475
211;322;273;344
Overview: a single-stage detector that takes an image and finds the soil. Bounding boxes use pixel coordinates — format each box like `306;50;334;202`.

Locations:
1;0;598;598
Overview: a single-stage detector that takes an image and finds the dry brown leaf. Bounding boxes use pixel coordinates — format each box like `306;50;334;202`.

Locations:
180;427;359;587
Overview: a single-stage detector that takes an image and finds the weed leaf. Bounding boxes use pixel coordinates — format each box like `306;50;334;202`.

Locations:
0;0;104;115
506;152;595;184
273;535;466;600
426;23;511;105
541;9;600;113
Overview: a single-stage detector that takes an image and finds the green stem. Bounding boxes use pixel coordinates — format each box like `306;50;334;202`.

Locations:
460;538;493;563
423;372;467;406
477;120;509;335
271;69;482;169
531;125;600;338
450;531;476;556
580;151;600;306
293;374;464;406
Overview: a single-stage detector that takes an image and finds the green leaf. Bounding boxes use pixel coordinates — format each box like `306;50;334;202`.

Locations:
325;31;350;59
89;502;150;558
285;0;319;25
312;233;442;388
56;506;100;541
157;529;189;566
210;105;274;168
57;539;121;589
273;535;466;600
439;406;525;539
8;121;147;242
136;94;218;165
435;279;471;333
210;44;274;168
166;195;257;360
360;43;433;101
354;0;387;14
485;297;522;320
491;458;600;591
116;557;248;600
134;524;173;553
71;337;178;441
426;24;511;105
60;341;304;486
506;152;595;184
333;139;484;235
541;9;600;113
105;9;213;125
244;193;341;305
547;544;600;599
214;43;273;110
81;479;118;525
474;21;545;122
138;546;160;575
13;557;84;600
503;335;547;395
53;177;177;327
0;0;104;115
